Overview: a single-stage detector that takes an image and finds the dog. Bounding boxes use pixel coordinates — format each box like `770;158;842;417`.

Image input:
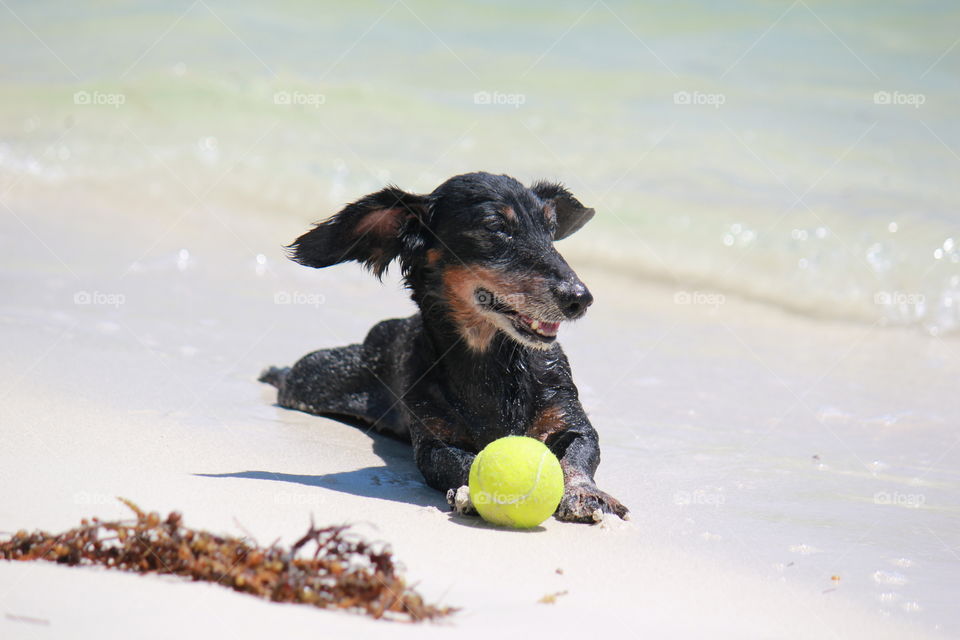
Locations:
260;172;628;523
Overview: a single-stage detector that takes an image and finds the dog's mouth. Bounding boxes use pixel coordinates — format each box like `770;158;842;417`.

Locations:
475;288;560;344
513;313;560;341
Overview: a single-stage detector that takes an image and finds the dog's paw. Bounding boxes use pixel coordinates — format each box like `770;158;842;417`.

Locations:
555;483;629;523
446;485;478;516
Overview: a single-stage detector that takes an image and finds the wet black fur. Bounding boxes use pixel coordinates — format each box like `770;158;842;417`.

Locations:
260;172;628;523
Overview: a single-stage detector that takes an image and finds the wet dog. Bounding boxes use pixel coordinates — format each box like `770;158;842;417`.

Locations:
260;172;628;523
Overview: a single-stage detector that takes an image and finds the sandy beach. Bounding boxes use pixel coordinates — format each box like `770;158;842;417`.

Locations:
2;189;954;638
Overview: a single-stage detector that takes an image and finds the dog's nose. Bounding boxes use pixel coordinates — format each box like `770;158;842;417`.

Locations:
554;282;593;319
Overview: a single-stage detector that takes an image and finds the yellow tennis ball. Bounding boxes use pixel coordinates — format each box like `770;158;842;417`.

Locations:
468;436;564;528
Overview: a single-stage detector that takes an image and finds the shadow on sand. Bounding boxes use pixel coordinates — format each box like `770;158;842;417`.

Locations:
196;415;447;509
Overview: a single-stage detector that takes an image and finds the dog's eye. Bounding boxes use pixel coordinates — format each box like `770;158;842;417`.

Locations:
484;216;509;236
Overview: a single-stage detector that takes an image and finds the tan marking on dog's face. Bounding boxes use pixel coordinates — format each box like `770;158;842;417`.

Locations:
441;265;505;352
426;248;443;266
527;405;566;442
354;207;401;238
502;206;517;222
441;264;559;352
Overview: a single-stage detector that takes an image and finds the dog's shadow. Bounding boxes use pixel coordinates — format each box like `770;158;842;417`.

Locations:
196;416;447;509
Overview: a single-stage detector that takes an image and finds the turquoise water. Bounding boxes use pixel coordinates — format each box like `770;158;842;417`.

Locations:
1;0;958;332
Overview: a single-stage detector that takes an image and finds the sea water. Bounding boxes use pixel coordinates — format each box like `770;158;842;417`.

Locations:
2;0;958;333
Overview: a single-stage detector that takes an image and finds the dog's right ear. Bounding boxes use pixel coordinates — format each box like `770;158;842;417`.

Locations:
288;187;430;278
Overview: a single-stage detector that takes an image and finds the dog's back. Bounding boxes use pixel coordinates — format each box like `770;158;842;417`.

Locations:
261;315;424;441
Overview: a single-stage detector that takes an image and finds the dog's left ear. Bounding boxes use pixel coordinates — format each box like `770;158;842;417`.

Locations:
288;187;430;278
531;181;595;240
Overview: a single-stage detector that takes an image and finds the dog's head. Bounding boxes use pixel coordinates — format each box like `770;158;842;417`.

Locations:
289;172;595;352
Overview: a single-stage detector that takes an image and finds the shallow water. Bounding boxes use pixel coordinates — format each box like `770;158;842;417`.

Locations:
2;0;959;332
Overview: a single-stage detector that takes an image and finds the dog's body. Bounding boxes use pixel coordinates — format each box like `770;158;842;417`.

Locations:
261;172;627;523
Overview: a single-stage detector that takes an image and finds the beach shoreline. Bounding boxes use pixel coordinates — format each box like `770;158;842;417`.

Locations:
2;193;954;638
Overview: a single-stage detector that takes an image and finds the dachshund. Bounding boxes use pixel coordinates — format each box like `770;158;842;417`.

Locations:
260;172;628;523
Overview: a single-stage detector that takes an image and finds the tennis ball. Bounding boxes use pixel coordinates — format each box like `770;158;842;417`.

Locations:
468;436;564;528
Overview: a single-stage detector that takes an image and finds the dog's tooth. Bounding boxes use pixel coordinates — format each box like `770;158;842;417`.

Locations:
531;319;540;330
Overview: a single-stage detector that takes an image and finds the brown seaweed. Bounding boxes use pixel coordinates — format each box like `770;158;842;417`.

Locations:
0;498;454;622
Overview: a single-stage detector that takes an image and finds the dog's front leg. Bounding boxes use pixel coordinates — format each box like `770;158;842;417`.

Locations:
530;404;630;523
409;417;476;494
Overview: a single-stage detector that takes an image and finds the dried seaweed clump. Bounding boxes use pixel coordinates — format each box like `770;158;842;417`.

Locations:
0;498;453;622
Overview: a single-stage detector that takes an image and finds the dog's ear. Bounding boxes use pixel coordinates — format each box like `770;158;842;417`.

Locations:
288;187;430;278
531;181;595;241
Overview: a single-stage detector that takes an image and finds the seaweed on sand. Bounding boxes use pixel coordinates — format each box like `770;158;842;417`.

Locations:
0;498;454;622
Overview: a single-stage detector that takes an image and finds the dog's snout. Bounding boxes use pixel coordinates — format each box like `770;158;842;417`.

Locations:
554;281;593;319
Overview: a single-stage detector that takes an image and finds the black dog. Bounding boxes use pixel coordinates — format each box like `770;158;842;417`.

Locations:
260;172;628;523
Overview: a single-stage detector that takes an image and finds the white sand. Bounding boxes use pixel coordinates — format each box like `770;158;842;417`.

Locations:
0;192;950;638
